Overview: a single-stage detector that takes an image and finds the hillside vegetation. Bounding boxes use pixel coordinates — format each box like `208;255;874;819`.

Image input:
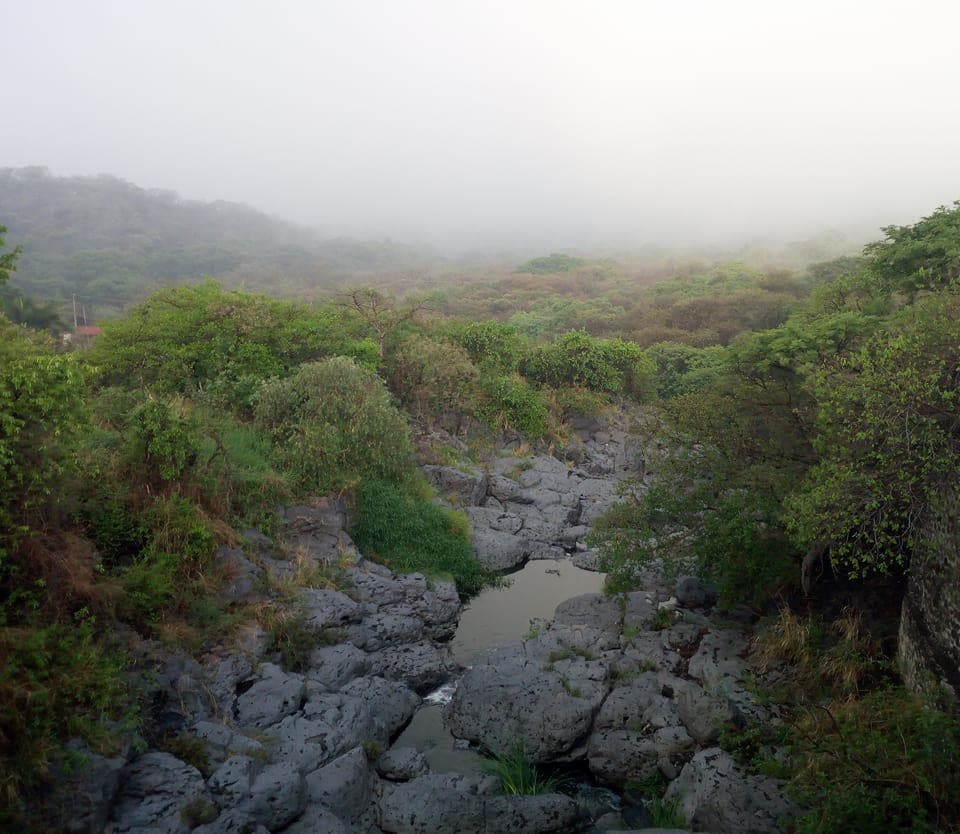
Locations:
0;199;959;832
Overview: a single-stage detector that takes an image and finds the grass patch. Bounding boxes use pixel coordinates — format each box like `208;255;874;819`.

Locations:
483;742;562;795
352;477;494;597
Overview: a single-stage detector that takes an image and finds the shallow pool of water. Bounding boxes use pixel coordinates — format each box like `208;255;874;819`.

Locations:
391;558;606;772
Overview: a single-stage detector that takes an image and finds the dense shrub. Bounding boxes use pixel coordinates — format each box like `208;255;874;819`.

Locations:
254;357;414;493
476;374;549;437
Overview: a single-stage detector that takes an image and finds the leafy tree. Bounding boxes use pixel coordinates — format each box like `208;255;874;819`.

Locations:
864;201;960;294
514;253;585;274
786;290;960;579
253;357;413;493
0;224;20;286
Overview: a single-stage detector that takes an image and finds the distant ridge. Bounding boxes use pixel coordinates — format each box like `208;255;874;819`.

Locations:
0;167;438;316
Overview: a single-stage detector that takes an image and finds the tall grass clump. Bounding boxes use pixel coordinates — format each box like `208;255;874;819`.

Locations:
482;742;562;796
352;478;492;597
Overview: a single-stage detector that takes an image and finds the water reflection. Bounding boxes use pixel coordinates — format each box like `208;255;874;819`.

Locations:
391;558;605;772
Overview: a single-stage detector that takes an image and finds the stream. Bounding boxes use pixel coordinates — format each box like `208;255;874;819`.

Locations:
391;557;605;772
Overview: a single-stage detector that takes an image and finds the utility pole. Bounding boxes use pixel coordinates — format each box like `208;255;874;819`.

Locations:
72;294;78;330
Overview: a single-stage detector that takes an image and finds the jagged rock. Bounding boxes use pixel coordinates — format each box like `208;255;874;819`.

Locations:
215;546;265;602
109;751;212;834
482;794;580;833
687;630;748;687
304;745;375;824
675;679;739;744
307;643;371;690
354;609;426;651
339;676;420;740
376;747;429;781
674;576;718;609
246;761;306;829
381;773;576;834
446;643;609;761
53;741;127;834
423;464;488;506
191;721;264;766
369;640;458;694
379;773;486;833
572;550;602;571
300;588;362;630
470;526;530;572
192;808;269;834
234;664;306;729
281;805;350;834
665;748;798;834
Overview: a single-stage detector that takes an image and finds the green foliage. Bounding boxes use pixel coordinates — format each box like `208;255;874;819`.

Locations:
0;610;134;803
92;282;358;406
449;319;526;372
515;253;585;274
124;399;201;487
0;322;89;561
389;336;479;420
864;200;960;294
476;373;549;437
523;329;653;398
0;224;20;286
649;796;686;828
352;478;491;597
254;357;414;493
790;689;960;834
646;341;726;399
482;741;562;795
786;291;960;579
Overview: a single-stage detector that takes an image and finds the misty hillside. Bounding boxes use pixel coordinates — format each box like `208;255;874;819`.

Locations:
0;167;439;316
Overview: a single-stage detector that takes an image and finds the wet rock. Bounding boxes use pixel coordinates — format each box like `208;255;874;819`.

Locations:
483;793;580;833
110;751;211;834
572;550;602;571
665;747;798;834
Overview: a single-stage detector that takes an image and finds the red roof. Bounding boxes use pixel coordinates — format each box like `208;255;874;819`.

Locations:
75;325;103;337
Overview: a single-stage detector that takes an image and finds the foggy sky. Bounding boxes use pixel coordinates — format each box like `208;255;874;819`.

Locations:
4;0;960;252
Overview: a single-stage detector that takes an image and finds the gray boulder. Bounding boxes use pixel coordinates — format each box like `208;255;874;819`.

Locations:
674;576;718;609
446;643;609;761
423;464;488;506
665;748;797;834
470;526;530;572
307;643;371;691
376;747;429;781
369;640;459;694
109;752;212;834
305;745;375;824
234;664;306;729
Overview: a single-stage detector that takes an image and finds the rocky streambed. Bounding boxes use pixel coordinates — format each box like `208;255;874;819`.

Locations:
62;414;797;834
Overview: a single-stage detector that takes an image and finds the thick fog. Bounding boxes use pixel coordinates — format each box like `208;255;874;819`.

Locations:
4;0;960;252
